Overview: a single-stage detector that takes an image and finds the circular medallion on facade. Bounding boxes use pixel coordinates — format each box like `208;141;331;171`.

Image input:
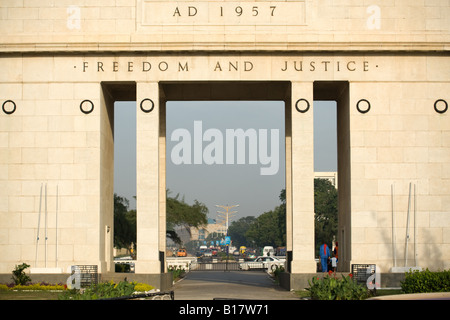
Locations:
2;100;16;115
80;99;94;114
356;99;370;114
295;98;310;113
434;99;448;114
140;98;154;113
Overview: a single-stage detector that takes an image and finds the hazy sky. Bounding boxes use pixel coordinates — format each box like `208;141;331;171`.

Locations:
114;100;337;221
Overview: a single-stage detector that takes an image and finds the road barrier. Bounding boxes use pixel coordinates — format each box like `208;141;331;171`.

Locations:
191;261;241;271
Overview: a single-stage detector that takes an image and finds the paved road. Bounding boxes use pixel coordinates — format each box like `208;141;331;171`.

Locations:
172;270;300;300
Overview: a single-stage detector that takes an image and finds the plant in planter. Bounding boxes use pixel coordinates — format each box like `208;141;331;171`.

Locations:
11;263;31;285
307;271;370;300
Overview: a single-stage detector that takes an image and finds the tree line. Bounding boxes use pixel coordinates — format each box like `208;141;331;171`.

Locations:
222;179;338;256
113;191;209;255
114;179;338;258
228;190;286;249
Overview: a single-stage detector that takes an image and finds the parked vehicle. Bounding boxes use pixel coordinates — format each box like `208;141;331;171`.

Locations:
203;249;212;257
177;248;187;257
239;256;284;271
263;246;274;256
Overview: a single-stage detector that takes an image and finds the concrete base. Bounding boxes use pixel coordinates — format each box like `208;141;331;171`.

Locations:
390;267;422;273
368;292;450;300
0;272;174;291
30;268;63;274
279;272;407;291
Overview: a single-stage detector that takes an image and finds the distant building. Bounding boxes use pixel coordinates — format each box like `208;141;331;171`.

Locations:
176;218;226;245
315;172;338;188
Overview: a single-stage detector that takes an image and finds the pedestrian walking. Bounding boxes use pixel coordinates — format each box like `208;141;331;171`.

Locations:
319;243;330;272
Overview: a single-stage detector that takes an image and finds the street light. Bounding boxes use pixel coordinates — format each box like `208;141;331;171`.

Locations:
216;204;239;235
216;204;239;270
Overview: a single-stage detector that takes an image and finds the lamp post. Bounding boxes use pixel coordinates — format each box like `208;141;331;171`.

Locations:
216;204;239;235
216;204;239;270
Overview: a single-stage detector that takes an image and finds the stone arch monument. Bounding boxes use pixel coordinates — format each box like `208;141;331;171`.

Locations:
0;1;449;290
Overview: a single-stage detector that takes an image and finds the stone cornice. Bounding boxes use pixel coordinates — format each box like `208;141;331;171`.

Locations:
0;41;449;54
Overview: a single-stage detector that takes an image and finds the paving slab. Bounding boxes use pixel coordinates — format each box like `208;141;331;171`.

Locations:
172;271;300;300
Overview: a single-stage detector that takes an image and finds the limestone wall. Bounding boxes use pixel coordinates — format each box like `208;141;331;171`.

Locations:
0;0;448;52
0;1;448;275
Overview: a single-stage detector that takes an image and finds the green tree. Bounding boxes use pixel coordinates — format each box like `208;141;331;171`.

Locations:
245;190;286;248
114;194;136;253
114;191;209;250
166;191;208;245
246;208;286;248
314;178;338;256
228;216;257;247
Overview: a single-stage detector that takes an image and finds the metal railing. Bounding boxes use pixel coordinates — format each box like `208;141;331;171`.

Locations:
190;261;241;271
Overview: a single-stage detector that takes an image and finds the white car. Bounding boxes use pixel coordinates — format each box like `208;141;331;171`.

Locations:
239;256;284;271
